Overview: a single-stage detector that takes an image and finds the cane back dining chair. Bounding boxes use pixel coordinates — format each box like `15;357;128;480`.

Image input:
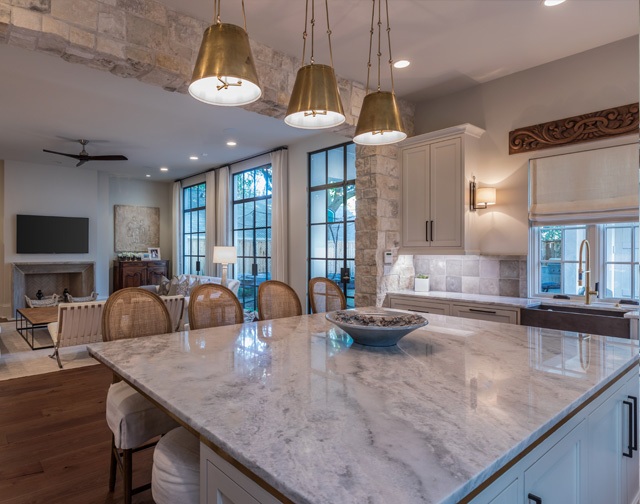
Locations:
188;283;243;330
257;280;303;321
309;277;347;314
102;288;178;504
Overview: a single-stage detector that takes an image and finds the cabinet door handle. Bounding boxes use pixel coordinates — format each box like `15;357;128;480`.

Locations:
426;221;429;242
430;220;434;242
629;395;638;452
527;494;542;504
469;308;497;315
623;400;634;458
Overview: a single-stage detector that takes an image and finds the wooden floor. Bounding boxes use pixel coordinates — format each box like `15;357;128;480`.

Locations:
0;365;155;503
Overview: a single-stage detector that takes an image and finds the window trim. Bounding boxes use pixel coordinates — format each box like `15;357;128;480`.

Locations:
529;223;638;302
307;141;356;310
182;182;206;276
231;163;273;311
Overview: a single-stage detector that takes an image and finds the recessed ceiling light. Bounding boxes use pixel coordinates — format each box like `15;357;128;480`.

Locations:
394;60;410;69
226;141;237;147
543;0;566;6
160;167;169;171
146;174;151;177
189;156;199;160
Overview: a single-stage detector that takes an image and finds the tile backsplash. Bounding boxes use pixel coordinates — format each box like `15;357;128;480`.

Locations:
413;254;528;298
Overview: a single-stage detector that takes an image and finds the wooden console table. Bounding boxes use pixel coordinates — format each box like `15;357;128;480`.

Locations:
113;260;170;291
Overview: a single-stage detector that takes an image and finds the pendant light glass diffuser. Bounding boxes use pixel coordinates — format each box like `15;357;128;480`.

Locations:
354;0;406;145
285;0;345;129
189;0;261;106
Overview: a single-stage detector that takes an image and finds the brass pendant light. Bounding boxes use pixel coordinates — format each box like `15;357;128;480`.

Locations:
285;0;345;129
189;0;262;106
353;0;407;145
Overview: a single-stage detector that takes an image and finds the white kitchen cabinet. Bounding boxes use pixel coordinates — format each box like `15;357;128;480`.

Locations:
451;303;519;324
523;419;587;504
400;124;484;252
469;365;638;504
388;296;451;315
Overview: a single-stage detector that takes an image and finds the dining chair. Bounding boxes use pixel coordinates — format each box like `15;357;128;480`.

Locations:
188;283;244;330
257;280;302;321
102;288;178;504
309;277;347;314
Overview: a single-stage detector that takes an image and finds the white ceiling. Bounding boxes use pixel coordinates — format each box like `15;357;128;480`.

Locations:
160;0;639;102
0;0;637;180
0;44;315;180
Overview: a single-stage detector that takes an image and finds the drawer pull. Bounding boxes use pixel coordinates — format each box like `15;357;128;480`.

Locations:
624;400;634;458
629;395;638;452
527;495;542;504
409;309;429;314
468;308;497;315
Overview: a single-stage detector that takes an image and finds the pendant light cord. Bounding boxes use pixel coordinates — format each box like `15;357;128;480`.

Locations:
212;0;247;32
365;0;375;93
242;0;247;32
385;0;395;94
325;0;334;68
377;0;382;92
310;0;315;64
302;0;309;64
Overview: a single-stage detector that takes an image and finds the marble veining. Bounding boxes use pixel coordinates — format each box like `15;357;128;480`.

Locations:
88;309;638;504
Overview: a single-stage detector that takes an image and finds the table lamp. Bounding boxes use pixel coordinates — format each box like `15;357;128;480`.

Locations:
213;246;237;287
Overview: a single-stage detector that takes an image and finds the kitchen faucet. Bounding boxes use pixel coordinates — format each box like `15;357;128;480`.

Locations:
578;239;598;305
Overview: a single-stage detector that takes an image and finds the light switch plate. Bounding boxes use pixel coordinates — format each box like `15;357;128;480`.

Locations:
384;251;393;264
383;265;392;275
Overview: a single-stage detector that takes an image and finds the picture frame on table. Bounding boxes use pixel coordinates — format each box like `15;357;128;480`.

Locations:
148;247;161;260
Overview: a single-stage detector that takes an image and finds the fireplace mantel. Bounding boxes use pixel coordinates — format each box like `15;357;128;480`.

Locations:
12;262;95;315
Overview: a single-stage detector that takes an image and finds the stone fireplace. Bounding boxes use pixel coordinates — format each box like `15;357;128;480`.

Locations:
12;262;95;314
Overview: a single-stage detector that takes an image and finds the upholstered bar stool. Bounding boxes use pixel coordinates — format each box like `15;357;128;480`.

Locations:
102;288;179;504
257;280;303;321
151;427;200;504
188;283;243;329
309;277;347;314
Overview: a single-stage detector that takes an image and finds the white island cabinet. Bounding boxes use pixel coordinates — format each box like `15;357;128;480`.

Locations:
87;309;639;504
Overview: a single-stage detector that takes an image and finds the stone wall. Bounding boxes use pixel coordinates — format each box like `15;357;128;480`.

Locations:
0;0;416;308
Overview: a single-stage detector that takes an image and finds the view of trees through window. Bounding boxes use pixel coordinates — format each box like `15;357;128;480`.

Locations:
183;183;206;275
537;223;639;299
309;143;356;308
232;165;272;311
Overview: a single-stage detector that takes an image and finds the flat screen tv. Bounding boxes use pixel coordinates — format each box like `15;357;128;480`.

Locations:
17;215;89;254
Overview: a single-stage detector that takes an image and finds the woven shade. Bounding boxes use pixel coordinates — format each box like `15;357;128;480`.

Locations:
102;288;172;341
188;284;243;330
529;143;638;225
257;281;302;321
309;277;346;314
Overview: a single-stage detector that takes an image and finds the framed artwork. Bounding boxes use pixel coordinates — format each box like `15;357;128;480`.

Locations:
148;247;161;260
114;205;160;252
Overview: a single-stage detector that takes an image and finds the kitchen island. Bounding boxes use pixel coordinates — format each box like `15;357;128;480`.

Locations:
88;309;639;504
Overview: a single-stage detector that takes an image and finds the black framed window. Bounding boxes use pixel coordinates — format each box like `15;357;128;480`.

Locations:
308;143;356;308
183;183;206;275
232;165;272;310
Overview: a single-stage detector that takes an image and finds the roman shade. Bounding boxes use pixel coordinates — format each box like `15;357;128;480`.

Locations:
529;143;638;225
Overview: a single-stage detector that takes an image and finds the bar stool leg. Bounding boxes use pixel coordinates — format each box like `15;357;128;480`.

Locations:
123;448;133;504
108;436;117;492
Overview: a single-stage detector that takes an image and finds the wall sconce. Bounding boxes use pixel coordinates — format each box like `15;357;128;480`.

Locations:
470;176;497;210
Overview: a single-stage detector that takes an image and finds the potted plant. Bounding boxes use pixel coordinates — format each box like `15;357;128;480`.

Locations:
415;274;430;292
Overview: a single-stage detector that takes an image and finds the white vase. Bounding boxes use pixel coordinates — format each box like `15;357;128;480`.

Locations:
415;278;430;292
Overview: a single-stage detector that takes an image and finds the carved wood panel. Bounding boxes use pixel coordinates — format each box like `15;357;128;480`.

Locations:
508;103;639;155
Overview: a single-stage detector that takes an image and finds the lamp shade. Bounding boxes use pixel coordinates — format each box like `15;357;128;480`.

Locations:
189;23;262;106
213;246;237;264
476;187;497;206
285;64;345;129
353;91;407;145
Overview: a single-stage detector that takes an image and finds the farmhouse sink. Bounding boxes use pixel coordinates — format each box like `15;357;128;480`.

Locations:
521;303;630;339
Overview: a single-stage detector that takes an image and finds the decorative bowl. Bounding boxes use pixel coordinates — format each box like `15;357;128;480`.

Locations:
325;310;428;347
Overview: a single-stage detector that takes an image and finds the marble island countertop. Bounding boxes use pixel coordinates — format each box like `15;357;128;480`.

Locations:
388;289;639;315
88;309;638;504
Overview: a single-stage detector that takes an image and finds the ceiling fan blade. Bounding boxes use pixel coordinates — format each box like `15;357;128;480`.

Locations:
86;155;128;161
76;159;88;168
43;149;83;160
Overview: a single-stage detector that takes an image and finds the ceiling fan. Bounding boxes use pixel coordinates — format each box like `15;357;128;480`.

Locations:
43;139;128;167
